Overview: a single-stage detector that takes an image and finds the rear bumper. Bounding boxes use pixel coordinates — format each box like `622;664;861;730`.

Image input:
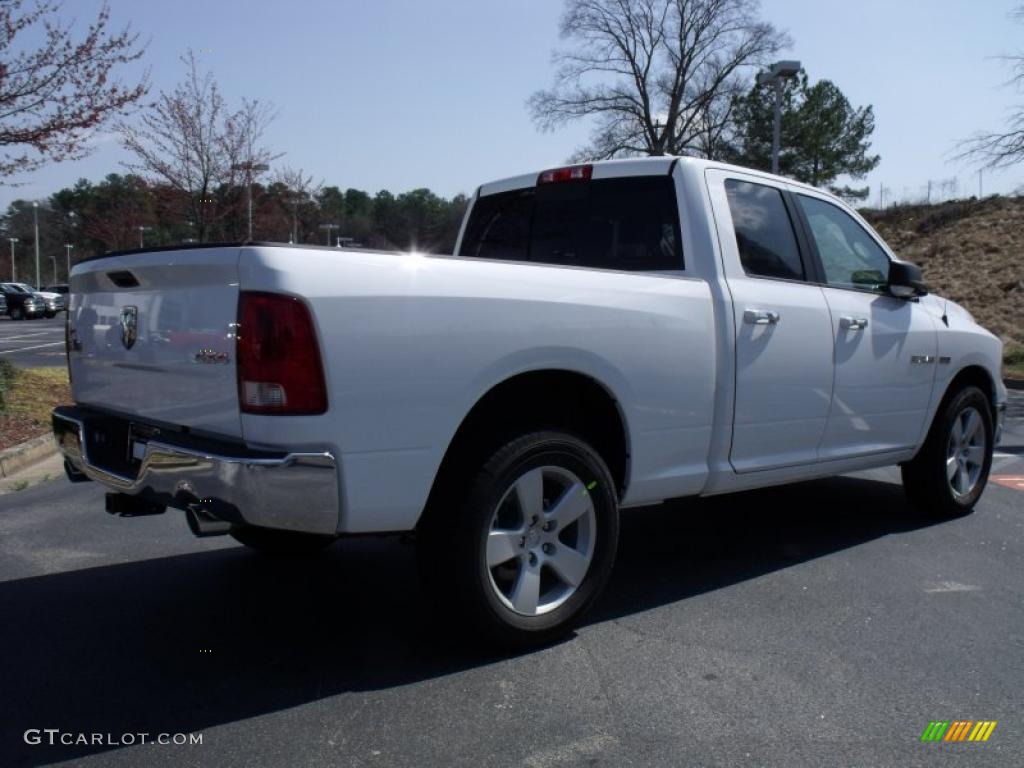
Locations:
52;405;340;535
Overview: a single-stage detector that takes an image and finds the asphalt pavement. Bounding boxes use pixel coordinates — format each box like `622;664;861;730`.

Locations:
0;394;1022;768
0;314;67;368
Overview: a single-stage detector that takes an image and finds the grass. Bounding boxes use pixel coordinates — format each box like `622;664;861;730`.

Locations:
0;363;71;450
1005;345;1024;381
1;366;71;422
0;358;16;412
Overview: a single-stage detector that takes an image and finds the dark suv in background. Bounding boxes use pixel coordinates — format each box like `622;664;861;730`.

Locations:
0;283;45;320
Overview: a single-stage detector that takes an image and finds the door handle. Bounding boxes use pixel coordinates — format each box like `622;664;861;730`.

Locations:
743;309;780;325
839;316;869;331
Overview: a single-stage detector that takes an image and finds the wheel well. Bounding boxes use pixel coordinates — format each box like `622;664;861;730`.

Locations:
424;371;630;514
942;365;996;420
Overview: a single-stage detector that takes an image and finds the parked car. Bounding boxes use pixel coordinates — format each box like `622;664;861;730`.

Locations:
42;283;70;296
0;283;44;320
0;291;6;317
8;282;63;317
52;157;1007;646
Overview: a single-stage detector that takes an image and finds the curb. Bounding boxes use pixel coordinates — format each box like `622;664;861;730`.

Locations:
1006;379;1024;392
0;433;58;478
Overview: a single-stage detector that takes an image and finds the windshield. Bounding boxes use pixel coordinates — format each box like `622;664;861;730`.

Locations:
14;283;37;293
2;283;29;293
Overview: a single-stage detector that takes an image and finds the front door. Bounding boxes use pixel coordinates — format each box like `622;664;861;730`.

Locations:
791;191;938;459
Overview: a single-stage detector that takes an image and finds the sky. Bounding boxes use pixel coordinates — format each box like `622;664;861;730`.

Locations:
2;0;1022;210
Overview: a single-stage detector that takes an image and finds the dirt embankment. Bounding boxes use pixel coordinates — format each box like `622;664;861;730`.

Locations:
861;196;1023;352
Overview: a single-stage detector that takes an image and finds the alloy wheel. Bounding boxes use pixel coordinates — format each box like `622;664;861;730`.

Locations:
485;465;597;616
946;406;986;498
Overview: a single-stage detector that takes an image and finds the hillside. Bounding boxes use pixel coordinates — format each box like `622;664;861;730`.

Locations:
861;196;1023;363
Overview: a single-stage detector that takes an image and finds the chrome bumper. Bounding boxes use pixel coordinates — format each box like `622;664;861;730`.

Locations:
53;406;340;535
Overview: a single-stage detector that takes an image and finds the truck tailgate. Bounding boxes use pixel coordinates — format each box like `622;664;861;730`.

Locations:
68;247;242;438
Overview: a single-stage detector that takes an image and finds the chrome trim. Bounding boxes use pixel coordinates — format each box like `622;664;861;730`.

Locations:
743;308;780;325
53;408;340;534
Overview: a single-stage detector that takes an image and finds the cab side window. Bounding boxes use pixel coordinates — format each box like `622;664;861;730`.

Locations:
797;195;890;291
724;179;805;281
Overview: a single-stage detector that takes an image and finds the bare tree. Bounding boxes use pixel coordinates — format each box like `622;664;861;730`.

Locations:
0;1;148;180
529;0;788;160
273;166;322;243
119;50;279;242
956;6;1024;168
690;82;743;159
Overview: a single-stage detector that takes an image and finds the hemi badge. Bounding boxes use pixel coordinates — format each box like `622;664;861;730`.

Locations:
194;349;230;364
911;355;937;365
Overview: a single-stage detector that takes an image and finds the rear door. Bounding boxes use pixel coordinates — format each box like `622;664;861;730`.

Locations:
706;169;835;472
68;247;243;438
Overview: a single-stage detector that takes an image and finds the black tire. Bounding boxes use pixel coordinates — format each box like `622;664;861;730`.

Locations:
418;431;619;648
10;306;23;320
901;385;994;518
229;524;337;555
44;311;56;319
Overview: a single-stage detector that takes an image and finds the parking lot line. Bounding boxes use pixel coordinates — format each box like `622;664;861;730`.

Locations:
0;331;57;341
0;341;65;355
0;335;62;345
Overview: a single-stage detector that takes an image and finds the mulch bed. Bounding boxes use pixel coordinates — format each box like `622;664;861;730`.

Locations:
0;415;48;452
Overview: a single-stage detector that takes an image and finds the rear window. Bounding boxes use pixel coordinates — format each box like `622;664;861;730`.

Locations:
724;179;805;281
459;176;683;271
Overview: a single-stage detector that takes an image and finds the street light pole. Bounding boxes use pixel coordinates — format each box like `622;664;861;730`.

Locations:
319;223;339;245
8;238;18;281
756;60;802;176
138;225;152;248
289;194;307;244
246;167;253;239
33;201;40;288
231;161;270;239
771;78;783;174
64;244;74;281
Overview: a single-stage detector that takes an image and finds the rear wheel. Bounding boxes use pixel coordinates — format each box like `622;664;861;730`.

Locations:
229;524;336;555
901;385;993;517
10;306;23;320
418;431;619;648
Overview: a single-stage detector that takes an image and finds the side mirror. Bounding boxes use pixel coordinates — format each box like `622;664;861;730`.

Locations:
888;260;927;298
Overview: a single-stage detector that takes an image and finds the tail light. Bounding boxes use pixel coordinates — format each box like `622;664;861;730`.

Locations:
236;291;327;415
537;164;592;185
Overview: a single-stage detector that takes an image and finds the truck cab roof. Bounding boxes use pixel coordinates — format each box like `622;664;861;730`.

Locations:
477;155;824;198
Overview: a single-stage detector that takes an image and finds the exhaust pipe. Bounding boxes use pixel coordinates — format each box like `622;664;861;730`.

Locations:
185;505;232;537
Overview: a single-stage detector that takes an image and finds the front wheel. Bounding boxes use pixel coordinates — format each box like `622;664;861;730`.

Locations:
10;307;23;320
901;385;994;517
44;310;56;319
229;524;337;555
418;431;619;648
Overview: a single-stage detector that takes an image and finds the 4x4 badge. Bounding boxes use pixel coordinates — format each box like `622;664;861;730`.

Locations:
119;305;138;350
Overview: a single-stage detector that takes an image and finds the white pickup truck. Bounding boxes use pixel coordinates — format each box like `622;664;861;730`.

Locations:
53;157;1007;645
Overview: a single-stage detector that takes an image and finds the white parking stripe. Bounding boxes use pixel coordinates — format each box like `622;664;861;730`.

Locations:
0;341;65;354
0;334;60;343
